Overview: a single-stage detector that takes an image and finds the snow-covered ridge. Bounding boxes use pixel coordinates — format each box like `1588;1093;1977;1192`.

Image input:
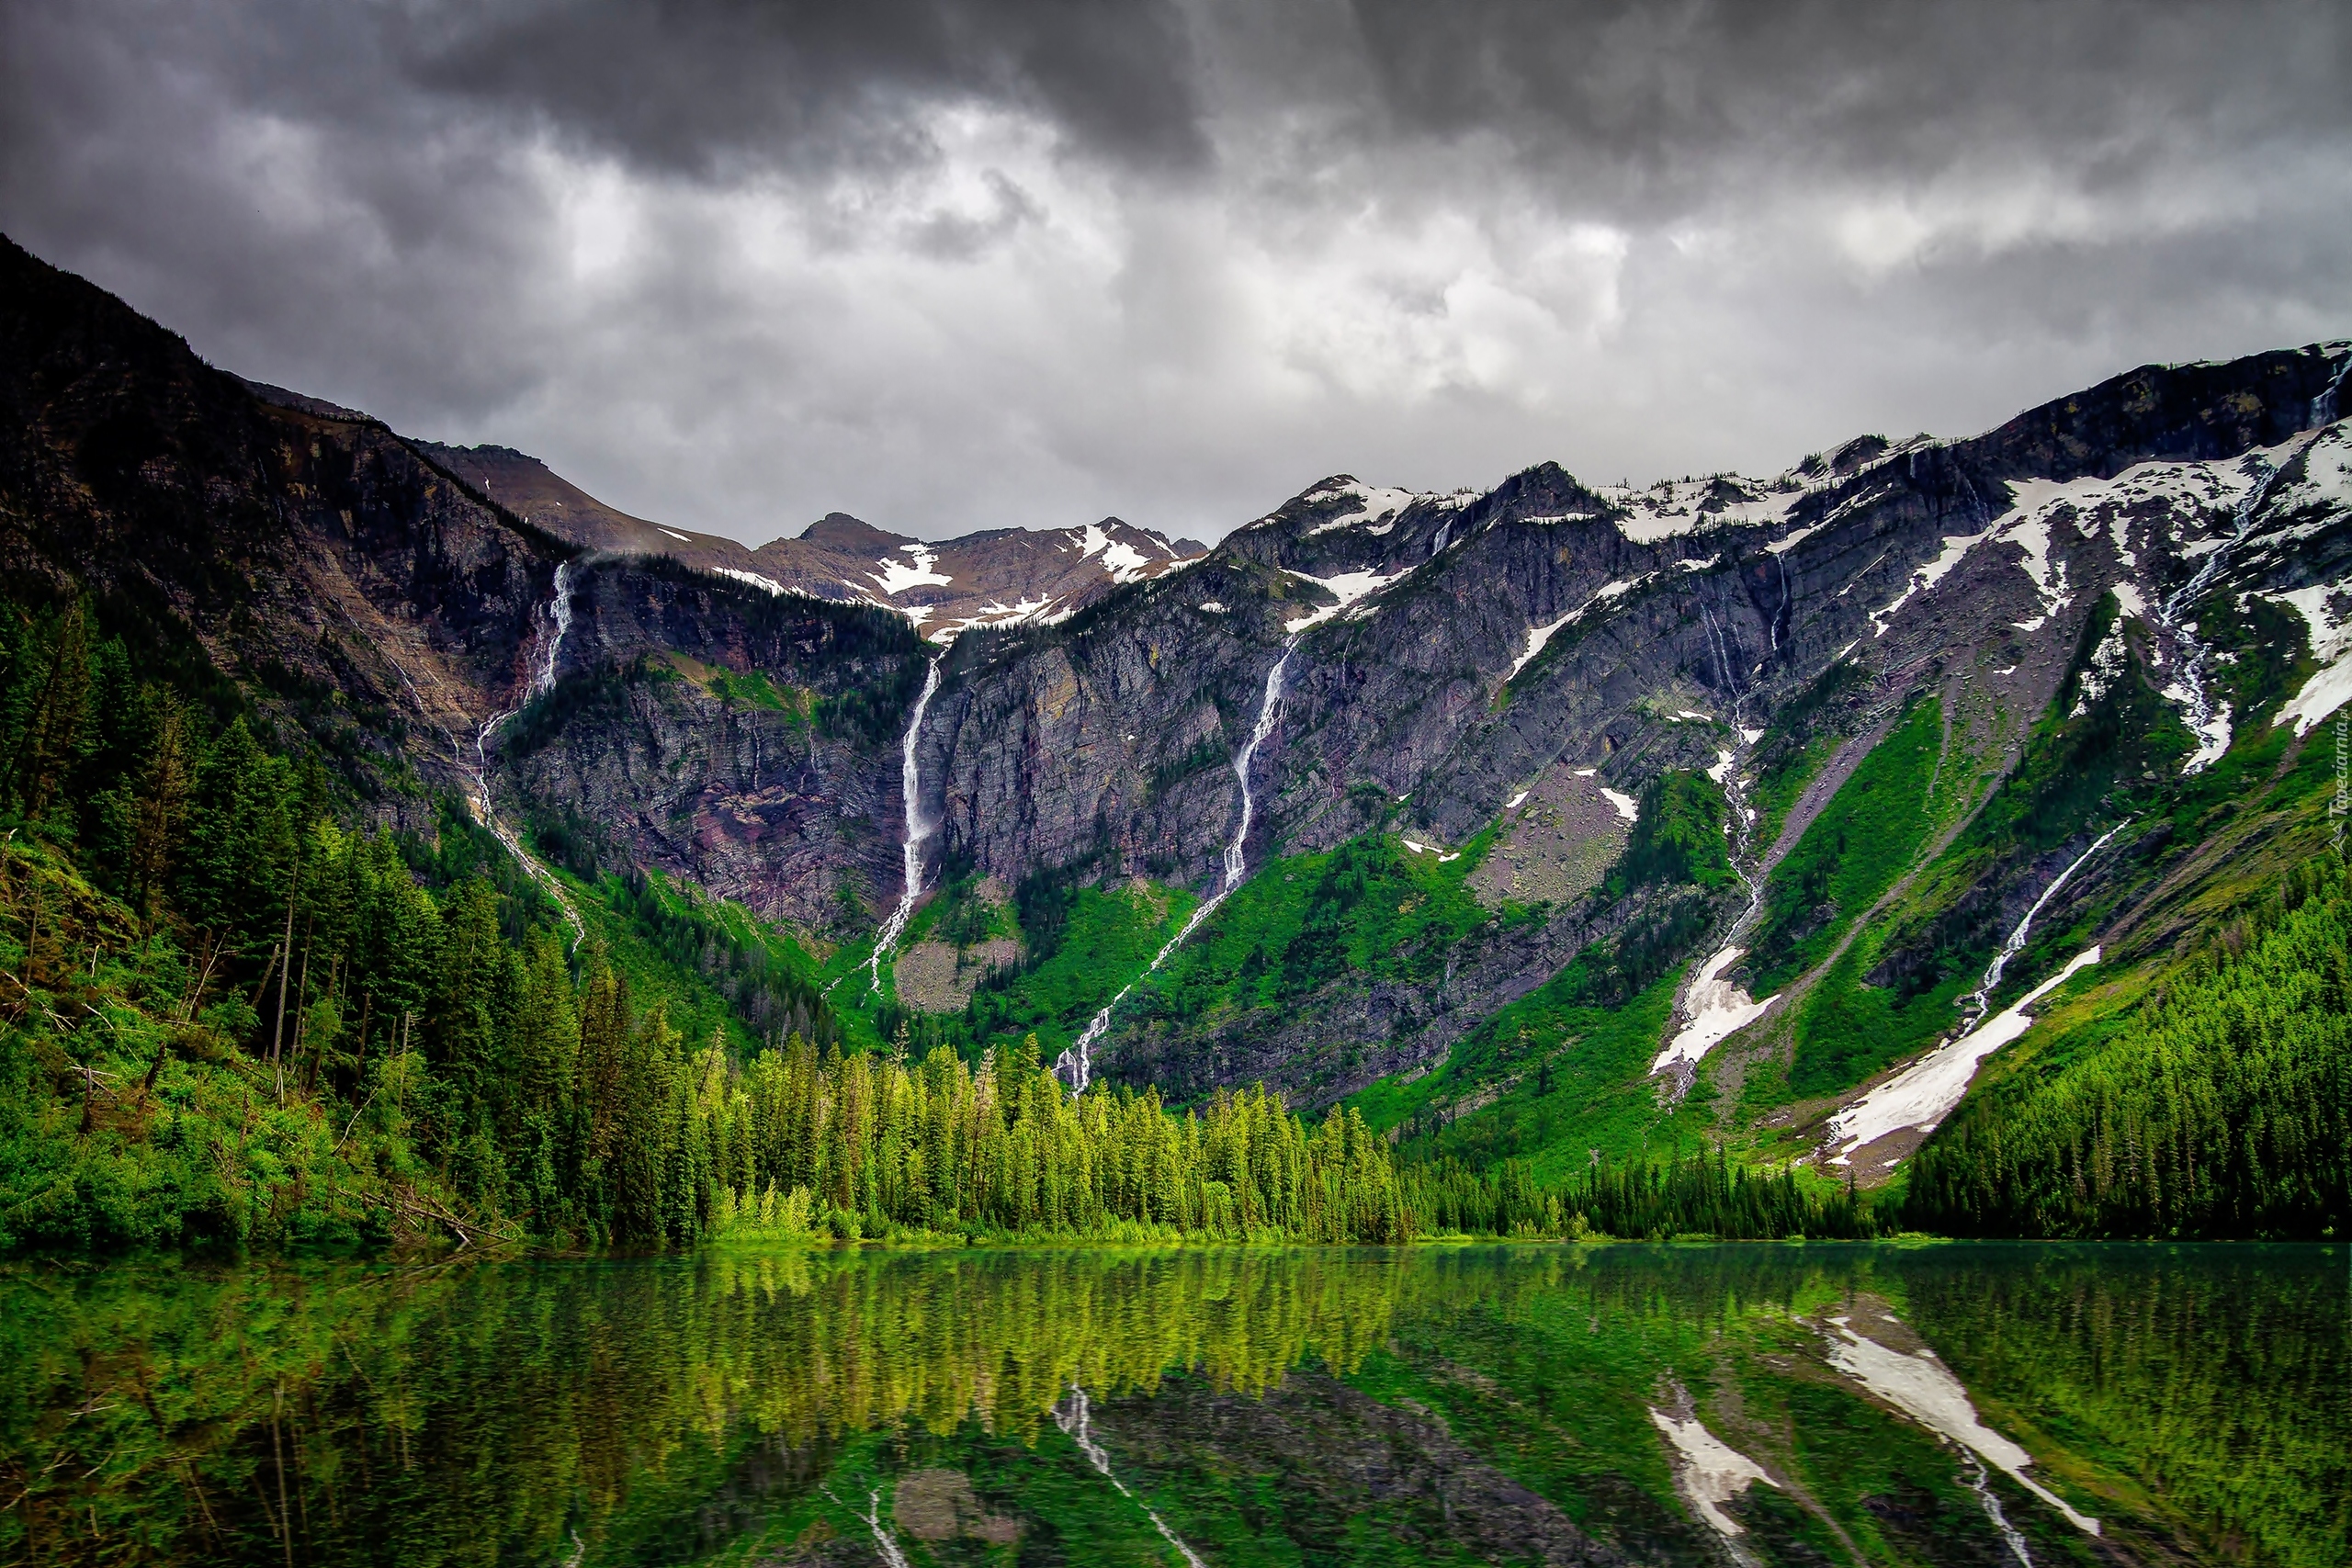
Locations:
922;592;1073;645
715;567;792;598
1594;437;1940;547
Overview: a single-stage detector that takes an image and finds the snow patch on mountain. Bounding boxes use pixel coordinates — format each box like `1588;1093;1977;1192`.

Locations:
1507;578;1646;682
869;543;954;596
1869;526;1992;637
1652;946;1775;1077
1069;523;1154;583
1827;948;2101;1161
2268;580;2352;733
924;592;1065;643
715;567;790;598
1283;568;1407;634
1303;480;1422;536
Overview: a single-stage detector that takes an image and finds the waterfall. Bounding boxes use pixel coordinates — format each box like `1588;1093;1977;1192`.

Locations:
869;656;945;992
1700;600;1739;704
452;560;585;948
1056;638;1298;1092
1655;598;1770;1099
1951;824;2123;1037
2312;350;2352;428
2154;457;2287;769
1770;552;1791;658
2156;360;2347;756
529;559;575;700
1053;1386;1207;1568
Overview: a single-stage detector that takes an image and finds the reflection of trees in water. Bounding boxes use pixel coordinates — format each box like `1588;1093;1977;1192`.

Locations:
0;1245;2335;1566
0;1247;1403;1564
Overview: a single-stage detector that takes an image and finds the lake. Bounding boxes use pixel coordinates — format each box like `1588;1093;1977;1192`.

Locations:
0;1243;2340;1566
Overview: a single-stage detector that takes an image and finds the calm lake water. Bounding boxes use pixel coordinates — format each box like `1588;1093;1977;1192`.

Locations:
0;1243;2341;1567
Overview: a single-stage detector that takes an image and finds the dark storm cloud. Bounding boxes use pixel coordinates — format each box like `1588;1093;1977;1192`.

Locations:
1341;0;2352;180
400;0;1208;178
1;0;2346;545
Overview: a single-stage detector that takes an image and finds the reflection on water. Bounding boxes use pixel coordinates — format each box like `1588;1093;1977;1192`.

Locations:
0;1243;2340;1566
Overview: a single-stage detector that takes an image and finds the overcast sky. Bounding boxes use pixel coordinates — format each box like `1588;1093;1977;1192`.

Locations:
6;1;2347;546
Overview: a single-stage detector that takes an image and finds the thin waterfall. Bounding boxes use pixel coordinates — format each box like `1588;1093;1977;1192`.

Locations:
2312;349;2352;428
1655;595;1769;1098
2150;359;2346;771
1770;552;1791;658
460;559;585;948
1951;824;2123;1037
869;656;945;991
1698;596;1760;917
1053;1386;1207;1568
529;559;575;699
1056;637;1299;1092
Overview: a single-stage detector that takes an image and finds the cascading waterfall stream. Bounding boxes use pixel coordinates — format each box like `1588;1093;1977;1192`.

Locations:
2154;457;2288;769
1056;637;1300;1093
441;560;585;948
1696;600;1761;909
869;656;945;992
1950;823;2124;1039
1652;592;1775;1097
1053;1386;1207;1568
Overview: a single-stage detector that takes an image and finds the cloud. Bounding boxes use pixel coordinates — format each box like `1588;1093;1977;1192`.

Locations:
3;0;2346;546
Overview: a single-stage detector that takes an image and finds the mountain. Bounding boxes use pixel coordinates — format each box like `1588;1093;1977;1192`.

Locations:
5;231;2345;1235
404;433;1206;637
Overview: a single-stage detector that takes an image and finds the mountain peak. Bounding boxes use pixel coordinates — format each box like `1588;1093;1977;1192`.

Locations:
798;512;913;549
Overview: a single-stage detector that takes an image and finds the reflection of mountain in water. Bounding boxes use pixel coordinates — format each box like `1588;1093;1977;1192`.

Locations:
0;1245;2335;1566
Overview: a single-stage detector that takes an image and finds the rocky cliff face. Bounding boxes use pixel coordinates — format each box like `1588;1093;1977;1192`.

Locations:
9;231;2348;1144
899;344;2350;1103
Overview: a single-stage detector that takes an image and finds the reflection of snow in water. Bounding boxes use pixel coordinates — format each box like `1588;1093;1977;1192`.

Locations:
1964;1452;2037;1567
1824;1317;2099;1538
1054;1386;1206;1567
1648;1406;1779;1539
822;1485;910;1568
